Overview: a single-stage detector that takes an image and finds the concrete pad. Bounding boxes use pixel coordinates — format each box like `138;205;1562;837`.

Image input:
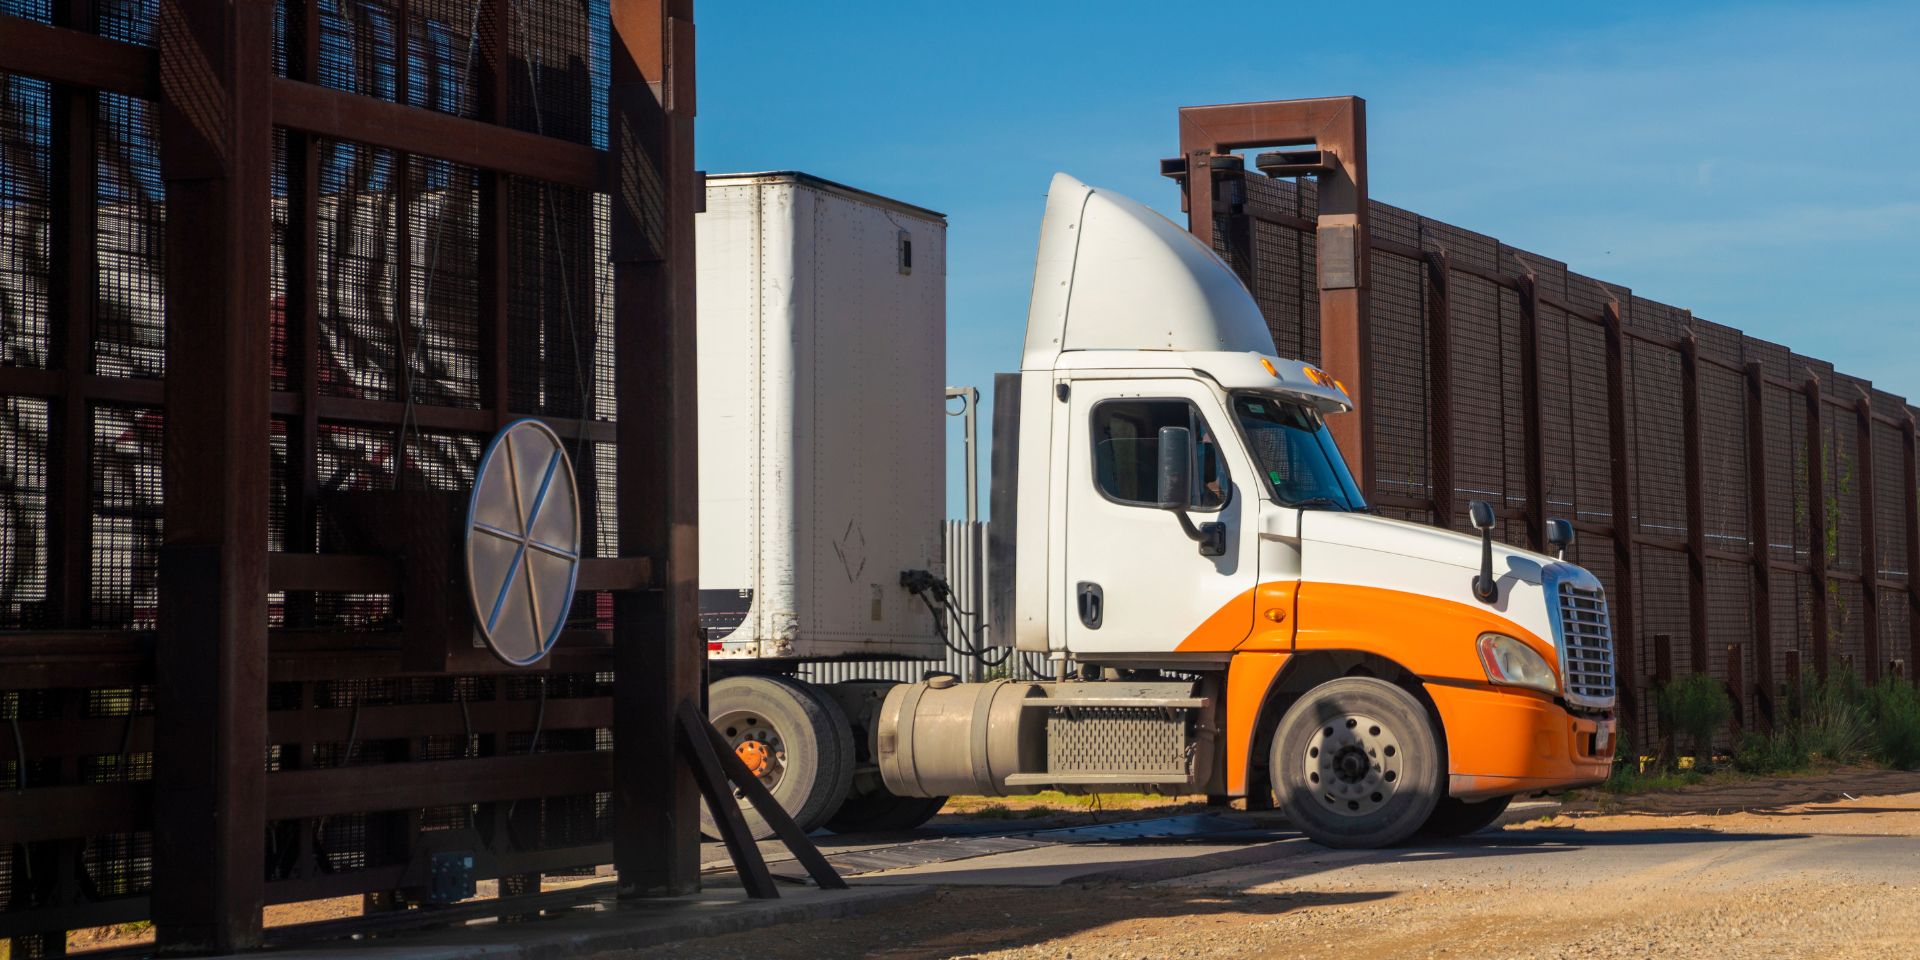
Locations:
260;884;929;960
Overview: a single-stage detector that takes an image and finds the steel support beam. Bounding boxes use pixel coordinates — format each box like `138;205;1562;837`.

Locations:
284;0;322;631
46;0;97;634
1517;274;1546;552
1602;302;1640;734
1174;97;1372;494
1905;414;1920;687
1856;392;1882;682
1805;374;1830;678
610;0;703;898
1423;251;1454;529
0;13;155;97
151;0;276;950
1745;362;1776;727
269;78;603;190
1680;333;1708;675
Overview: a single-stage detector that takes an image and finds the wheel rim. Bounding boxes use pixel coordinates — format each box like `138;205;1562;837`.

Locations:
714;709;787;795
1303;712;1404;817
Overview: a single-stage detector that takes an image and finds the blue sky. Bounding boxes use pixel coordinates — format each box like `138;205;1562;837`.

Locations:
693;1;1920;518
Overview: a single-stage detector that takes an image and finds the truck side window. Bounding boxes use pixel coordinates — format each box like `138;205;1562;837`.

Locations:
1090;400;1228;510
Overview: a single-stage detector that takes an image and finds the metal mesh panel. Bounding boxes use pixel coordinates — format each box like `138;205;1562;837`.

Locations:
506;177;596;418
407;156;482;408
1450;271;1507;523
94;91;164;379
1239;176;1316;363
1369;246;1427;509
507;0;594;144
1871;397;1907;580
314;422;396;628
2;0;52;22
592;190;613;420
406;0;485;117
82;832;154;899
0;73;51;370
317;138;401;401
317;0;403;99
1831;374;1867;577
1628;334;1684;536
0;395;50;627
91;404;161;629
272;128;292;391
402;427;480;490
94;0;158;45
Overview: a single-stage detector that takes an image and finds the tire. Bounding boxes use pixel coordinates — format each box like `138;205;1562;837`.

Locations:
1270;677;1443;849
702;675;855;841
1419;794;1513;839
825;791;947;835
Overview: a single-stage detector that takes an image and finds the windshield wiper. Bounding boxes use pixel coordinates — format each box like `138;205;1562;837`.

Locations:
1290;496;1349;511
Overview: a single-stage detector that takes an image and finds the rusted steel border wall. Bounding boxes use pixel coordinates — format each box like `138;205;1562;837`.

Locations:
1176;101;1916;750
0;0;698;952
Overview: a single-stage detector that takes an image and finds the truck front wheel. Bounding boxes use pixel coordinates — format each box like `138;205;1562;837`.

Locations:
1270;677;1442;849
702;675;854;840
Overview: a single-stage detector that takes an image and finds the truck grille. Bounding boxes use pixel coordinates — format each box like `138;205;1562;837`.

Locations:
1555;583;1616;706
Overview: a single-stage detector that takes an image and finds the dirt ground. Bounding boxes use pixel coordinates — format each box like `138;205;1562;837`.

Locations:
612;768;1920;960
50;771;1920;958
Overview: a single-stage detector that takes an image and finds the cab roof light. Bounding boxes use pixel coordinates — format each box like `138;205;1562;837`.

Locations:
1301;365;1350;397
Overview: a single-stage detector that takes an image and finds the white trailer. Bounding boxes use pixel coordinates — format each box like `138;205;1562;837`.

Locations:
694;173;955;834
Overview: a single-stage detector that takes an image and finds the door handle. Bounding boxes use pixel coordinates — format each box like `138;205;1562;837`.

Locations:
1076;581;1103;630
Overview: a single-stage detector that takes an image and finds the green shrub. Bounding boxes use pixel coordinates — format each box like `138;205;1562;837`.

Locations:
1656;673;1732;762
1793;670;1873;764
1865;677;1920;770
1731;730;1809;775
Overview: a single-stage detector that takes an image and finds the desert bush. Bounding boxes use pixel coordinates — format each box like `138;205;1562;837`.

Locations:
1792;670;1873;764
1656;673;1732;763
1731;730;1809;775
1865;676;1920;770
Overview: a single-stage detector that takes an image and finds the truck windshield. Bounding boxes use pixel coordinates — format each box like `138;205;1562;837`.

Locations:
1231;393;1367;511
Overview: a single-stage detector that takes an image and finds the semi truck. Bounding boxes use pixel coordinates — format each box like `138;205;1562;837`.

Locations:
694;171;1617;849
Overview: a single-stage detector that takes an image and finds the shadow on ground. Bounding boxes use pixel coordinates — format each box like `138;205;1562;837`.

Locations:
619;887;1392;960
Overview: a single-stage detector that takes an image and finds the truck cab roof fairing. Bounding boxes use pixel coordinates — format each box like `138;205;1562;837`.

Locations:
1021;173;1276;371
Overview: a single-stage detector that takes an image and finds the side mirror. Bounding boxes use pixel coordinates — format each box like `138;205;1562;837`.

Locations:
1156;426;1192;511
1468;499;1495;531
1547;519;1575;558
1467;500;1498;604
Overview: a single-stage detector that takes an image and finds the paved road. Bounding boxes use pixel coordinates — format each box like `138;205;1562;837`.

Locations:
636;788;1920;960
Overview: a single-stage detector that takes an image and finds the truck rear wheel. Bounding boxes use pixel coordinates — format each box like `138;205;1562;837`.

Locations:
1270;677;1441;849
1419;794;1512;839
702;675;854;840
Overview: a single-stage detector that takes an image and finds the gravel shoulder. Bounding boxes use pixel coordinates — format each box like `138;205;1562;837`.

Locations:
612;771;1920;960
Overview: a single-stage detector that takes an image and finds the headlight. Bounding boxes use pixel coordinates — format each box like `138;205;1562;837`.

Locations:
1477;632;1558;694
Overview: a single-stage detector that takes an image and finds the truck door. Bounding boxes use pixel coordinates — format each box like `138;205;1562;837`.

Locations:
1062;378;1259;656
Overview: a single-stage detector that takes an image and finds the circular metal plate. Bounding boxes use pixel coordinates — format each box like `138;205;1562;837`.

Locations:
465;419;581;666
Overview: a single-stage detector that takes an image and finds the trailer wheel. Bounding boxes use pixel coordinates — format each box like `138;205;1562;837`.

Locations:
1419;794;1512;839
825;791;947;835
1270;677;1441;849
702;675;854;840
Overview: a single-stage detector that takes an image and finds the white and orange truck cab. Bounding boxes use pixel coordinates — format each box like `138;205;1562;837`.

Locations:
695;171;1615;849
871;173;1616;847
